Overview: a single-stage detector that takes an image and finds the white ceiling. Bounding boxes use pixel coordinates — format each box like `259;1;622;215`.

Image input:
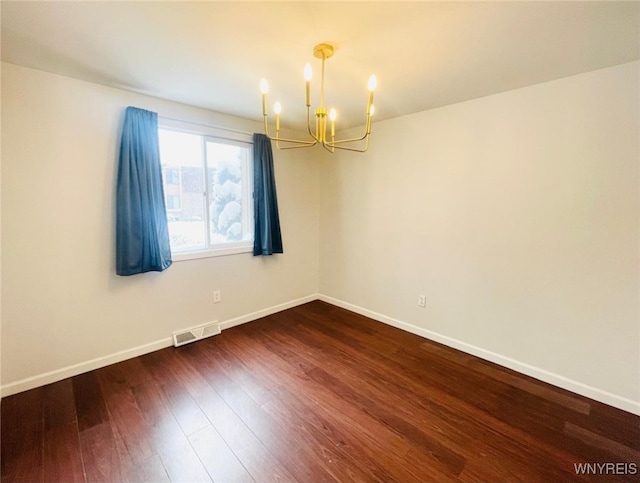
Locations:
2;1;638;130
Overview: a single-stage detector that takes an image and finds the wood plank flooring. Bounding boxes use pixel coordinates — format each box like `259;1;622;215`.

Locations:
2;301;639;482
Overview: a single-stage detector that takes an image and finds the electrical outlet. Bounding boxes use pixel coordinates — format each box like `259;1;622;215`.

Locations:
418;295;426;308
213;290;221;303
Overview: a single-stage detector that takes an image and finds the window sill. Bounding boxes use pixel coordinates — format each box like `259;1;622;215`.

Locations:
172;244;253;262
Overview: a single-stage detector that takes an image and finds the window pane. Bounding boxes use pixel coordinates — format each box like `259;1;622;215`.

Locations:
159;129;206;252
167;195;181;210
206;141;249;244
166;168;179;184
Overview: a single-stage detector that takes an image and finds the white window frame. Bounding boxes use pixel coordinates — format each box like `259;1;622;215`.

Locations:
159;118;254;261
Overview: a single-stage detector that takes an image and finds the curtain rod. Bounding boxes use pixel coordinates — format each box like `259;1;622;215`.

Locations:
158;115;255;137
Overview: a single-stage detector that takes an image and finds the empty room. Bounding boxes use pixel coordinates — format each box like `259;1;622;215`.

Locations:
1;1;639;482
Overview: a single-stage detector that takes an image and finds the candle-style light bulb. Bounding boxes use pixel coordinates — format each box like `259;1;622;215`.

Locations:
368;74;377;91
329;108;336;138
274;102;281;132
260;78;269;116
260;78;269;94
304;63;312;107
366;75;376;115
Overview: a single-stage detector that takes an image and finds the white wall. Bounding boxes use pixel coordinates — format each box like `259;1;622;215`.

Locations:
3;61;638;414
0;61;3;392
1;63;320;391
320;62;640;411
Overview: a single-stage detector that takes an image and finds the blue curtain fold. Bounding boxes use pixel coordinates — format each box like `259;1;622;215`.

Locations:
116;106;172;275
253;133;283;256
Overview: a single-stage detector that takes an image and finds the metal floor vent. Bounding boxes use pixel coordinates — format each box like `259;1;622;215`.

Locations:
173;321;220;347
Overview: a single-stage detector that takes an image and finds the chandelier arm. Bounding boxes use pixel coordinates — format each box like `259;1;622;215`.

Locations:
326;131;371;152
328;137;370;153
325;111;373;145
271;137;317;146
271;136;317;145
275;140;319;150
332;144;369;153
325;131;369;145
326;134;368;145
264;115;317;146
320;142;335;153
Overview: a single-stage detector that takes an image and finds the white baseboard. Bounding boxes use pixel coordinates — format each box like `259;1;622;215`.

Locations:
0;294;319;398
218;294;318;331
4;292;638;417
0;337;174;398
318;294;640;416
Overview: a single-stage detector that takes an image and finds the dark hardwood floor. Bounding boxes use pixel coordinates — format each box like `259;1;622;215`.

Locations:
2;301;639;482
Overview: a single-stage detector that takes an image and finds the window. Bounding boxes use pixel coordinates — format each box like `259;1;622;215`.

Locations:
166;195;181;210
165;168;179;185
158;119;253;259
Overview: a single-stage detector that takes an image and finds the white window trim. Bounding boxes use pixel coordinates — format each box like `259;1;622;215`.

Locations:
158;117;254;261
171;243;253;261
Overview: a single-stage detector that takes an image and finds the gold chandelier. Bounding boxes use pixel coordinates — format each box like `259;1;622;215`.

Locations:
260;43;377;153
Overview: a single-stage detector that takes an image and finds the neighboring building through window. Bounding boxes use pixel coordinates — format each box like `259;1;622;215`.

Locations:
158;120;253;258
166;194;181;210
165;168;179;185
